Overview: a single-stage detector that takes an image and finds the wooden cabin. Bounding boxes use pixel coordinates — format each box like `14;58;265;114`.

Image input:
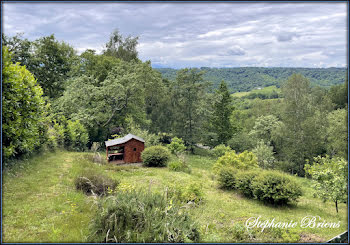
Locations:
105;134;145;163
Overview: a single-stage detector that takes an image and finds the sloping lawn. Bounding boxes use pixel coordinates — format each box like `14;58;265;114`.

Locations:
2;151;347;243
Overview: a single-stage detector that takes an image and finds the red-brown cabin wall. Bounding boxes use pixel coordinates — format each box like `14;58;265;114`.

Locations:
124;139;144;163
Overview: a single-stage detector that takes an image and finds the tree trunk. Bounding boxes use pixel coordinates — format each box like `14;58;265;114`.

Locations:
335;200;338;213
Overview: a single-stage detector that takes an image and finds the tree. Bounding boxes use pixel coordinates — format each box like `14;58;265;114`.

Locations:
172;69;210;152
328;80;348;110
103;29;139;62
305;155;348;213
280;74;312;175
2;33;32;67
326;109;348;159
54;58;166;143
210;81;234;145
2;46;46;159
249;115;281;146
30;34;77;98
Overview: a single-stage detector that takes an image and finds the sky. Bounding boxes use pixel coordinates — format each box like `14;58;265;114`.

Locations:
2;2;348;68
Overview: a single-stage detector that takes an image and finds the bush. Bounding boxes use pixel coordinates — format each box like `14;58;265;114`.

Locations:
169;161;191;174
2;46;46;159
251;171;302;205
217;167;237;190
88;190;200;243
167;137;186;154
212;144;231;158
168;182;204;204
75;171;119;196
66;120;89;151
142;145;171;167
235;170;260;198
213;150;258;174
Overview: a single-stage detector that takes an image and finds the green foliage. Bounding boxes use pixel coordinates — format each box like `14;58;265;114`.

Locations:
2;46;46;159
213;150;258;173
326;109;348;159
217;167;237;190
227;131;255;153
168;154;191;174
168;182;204;204
167;137;186;154
128;124;160;147
172;68;211;152
75;170;119;196
251;171;303;205
280;74;313;175
141;145;171;167
249;115;281;144
252;141;275;169
304;155;347;213
235;170;260;198
31;35;77;98
103;29;139;62
88;190;200;243
66;120;89;151
157;67;347;93
210;81;234;144
212;144;231;158
328;81;348;109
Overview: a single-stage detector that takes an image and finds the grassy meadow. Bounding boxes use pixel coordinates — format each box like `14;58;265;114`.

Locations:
2;150;347;243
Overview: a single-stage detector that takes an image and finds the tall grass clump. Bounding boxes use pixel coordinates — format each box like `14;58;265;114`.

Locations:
88;190;200;243
75;170;119;196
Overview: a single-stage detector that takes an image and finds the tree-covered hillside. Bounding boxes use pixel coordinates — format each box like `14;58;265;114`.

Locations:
156;67;347;93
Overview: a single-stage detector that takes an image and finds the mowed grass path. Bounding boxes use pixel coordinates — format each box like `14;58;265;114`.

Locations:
2;151;348;242
2;151;96;243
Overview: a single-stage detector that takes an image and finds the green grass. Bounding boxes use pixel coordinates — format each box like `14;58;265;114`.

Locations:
2;151;347;243
231;85;280;98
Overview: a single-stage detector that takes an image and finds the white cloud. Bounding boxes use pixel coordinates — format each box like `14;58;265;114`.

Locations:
2;2;347;68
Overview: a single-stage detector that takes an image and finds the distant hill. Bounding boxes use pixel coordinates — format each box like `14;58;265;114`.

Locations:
156;67;347;93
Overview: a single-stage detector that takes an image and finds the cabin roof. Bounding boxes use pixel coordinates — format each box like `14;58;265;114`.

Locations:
105;134;145;147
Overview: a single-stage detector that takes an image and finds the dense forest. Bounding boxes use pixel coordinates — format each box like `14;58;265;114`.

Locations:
157;67;347;92
2;30;348;177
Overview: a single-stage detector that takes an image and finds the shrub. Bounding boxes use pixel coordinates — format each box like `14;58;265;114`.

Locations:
213;150;258;174
66;120;89;151
235;170;260;198
88;190;200;243
212;144;231;158
167;137;186;154
251;171;302;205
47;126;58;150
217;167;237;190
168;153;191;173
2;46;46;159
252;141;275;169
75;171;119;196
169;161;191;174
168;182;204;204
142;145;171;167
